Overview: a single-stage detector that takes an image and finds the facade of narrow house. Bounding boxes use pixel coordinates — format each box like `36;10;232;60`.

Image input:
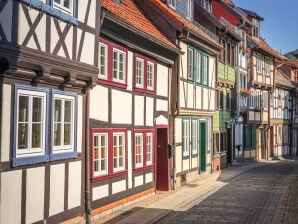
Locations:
290;61;298;156
270;70;294;159
137;0;222;187
238;8;281;161
0;0;100;223
89;0;181;217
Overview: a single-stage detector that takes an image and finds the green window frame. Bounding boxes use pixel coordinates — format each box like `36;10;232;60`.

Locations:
187;45;209;87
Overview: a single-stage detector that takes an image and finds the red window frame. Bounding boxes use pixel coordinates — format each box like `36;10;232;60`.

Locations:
133;129;155;172
97;38;128;89
91;128;127;182
134;53;156;94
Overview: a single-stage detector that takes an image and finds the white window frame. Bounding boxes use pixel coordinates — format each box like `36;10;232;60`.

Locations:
135;133;143;168
183;119;190;157
113;132;125;172
249;89;255;109
52;93;75;154
265;56;270;76
53;0;73;16
203;55;208;85
147;62;155;90
93;133;108;176
16;89;47;158
99;42;108;79
255;89;261;108
262;91;268;110
191;119;198;155
136;58;144;88
187;0;192;20
168;0;176;9
196;52;201;83
113;48;126;84
257;53;262;73
188;48;194;80
146;133;153;165
252;18;260;38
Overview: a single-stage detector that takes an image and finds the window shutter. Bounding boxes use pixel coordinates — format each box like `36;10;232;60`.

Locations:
251;127;256;148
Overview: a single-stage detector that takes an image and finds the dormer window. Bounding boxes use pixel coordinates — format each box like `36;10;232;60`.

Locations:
187;0;193;20
168;0;176;9
252;18;260;38
200;0;212;13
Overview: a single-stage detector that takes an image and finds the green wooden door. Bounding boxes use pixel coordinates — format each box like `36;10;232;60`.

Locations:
200;121;206;172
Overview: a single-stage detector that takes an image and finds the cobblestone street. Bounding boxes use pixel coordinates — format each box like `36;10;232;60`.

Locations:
156;161;298;224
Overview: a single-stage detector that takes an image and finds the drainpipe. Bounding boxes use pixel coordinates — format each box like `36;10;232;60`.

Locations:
85;89;92;224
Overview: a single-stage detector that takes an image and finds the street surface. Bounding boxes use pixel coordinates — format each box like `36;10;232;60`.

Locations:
156;161;298;224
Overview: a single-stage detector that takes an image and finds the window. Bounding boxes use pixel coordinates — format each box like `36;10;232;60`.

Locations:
113;133;125;172
168;0;176;9
219;91;224;110
13;85;78;167
200;0;211;13
252;18;260;38
249;89;254;108
134;54;156;93
255;90;261;108
191;119;198;155
240;74;247;89
226;92;231;111
283;126;289;143
182;118;190;157
135;133;143;168
93;133;108;176
265;56;270;76
188;46;209;86
15;87;47;159
203;56;208;85
99;43;108;79
20;0;77;24
196;52;201;83
187;0;192;20
257;53;262;73
98;38;128;88
113;49;126;83
52;91;76;157
54;0;73;15
92;129;127;180
134;130;154;170
213;133;220;153
147;62;154;90
188;48;194;80
262;91;268;110
277;126;282;144
146;133;153;165
136;58;144;88
220;132;226;151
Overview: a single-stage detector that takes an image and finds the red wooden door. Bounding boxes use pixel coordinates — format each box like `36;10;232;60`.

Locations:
155;127;169;191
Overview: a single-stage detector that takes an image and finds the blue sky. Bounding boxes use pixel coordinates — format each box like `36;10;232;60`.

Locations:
233;0;298;54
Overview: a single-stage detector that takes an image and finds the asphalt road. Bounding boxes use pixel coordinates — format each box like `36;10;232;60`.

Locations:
155;160;298;224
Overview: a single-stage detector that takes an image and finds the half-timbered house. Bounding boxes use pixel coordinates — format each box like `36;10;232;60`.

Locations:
138;0;222;187
89;0;181;218
0;0;100;223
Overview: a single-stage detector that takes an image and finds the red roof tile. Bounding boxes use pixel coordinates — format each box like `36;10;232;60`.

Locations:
253;37;287;60
223;0;235;7
101;0;177;49
151;0;222;48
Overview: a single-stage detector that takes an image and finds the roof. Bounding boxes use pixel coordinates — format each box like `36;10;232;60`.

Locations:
223;0;235;7
239;7;264;21
248;36;287;60
151;0;222;49
101;0;178;50
276;69;295;89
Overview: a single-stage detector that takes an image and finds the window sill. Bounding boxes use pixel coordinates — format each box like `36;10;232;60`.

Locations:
134;87;155;95
50;151;78;161
134;165;154;172
12;154;49;167
92;170;128;182
97;79;127;89
20;0;78;25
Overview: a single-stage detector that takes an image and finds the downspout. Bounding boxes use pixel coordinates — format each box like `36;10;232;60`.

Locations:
85;89;92;224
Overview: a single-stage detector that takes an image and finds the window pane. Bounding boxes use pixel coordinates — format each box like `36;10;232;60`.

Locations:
63;0;70;8
32;97;42;122
54;99;62;122
147;63;154;88
54;123;61;146
64;123;71;145
18;95;29;122
32;123;41;148
113;52;118;79
64;100;72;122
18;123;28;149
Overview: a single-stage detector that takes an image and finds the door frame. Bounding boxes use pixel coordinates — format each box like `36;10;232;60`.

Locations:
199;120;207;172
